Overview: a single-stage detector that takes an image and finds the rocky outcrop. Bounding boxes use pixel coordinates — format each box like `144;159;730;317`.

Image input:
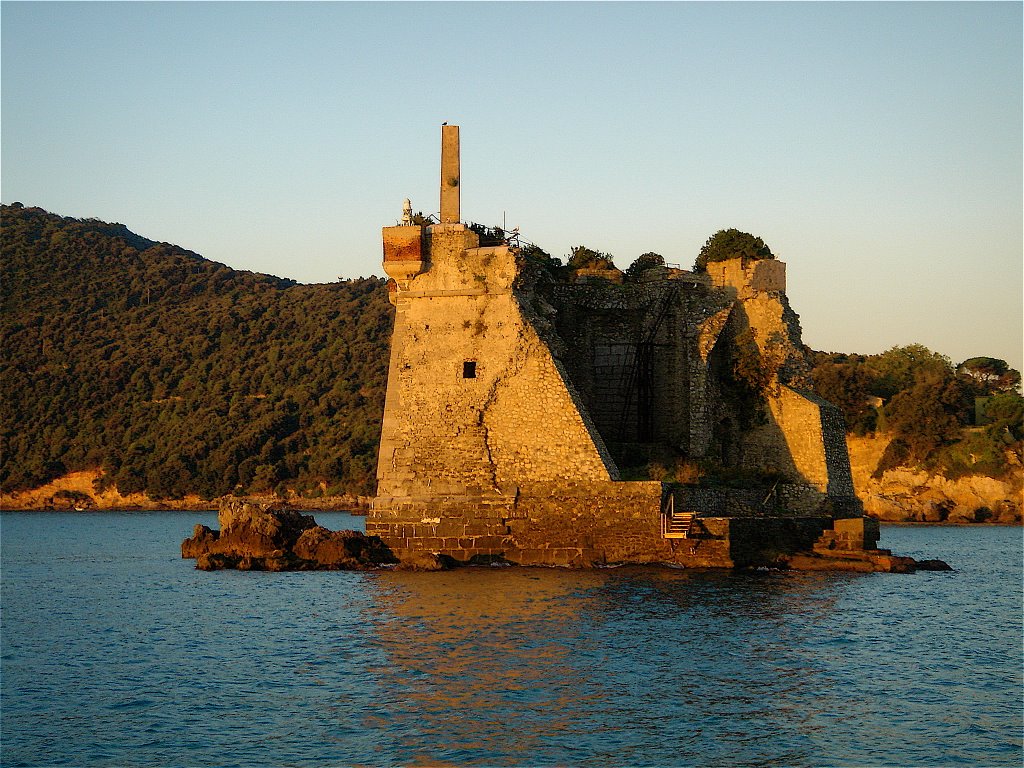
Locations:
847;435;1022;524
782;516;951;573
785;550;952;573
182;499;407;571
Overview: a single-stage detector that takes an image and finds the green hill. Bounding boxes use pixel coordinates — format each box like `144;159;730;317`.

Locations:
3;204;1019;506
1;204;392;499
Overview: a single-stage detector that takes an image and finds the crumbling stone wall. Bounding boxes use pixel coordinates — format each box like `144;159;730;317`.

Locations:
706;258;786;296
543;263;833;492
375;206;863;563
546;279;736;459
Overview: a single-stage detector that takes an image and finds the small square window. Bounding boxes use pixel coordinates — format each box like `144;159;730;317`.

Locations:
463;361;477;379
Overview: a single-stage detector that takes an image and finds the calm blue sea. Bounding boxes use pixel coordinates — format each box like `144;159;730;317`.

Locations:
1;512;1021;767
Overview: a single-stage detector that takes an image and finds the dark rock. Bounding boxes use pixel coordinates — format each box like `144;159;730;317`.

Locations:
293;526;398;569
196;552;237;571
183;498;399;571
214;499;317;557
785;549;952;574
914;558;954;571
973;506;994;523
181;524;218;558
50;490;97;510
393;551;452;571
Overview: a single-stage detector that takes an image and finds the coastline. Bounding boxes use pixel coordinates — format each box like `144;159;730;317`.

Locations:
0;470;369;514
846;435;1022;525
3;462;1019;525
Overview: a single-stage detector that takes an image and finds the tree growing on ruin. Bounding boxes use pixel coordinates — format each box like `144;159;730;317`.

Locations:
811;361;878;435
624;252;665;281
694;229;774;272
567;245;616;271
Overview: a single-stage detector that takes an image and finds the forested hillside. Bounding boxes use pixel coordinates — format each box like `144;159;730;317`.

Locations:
1;204;392;499
811;346;1022;481
2;206;1019;506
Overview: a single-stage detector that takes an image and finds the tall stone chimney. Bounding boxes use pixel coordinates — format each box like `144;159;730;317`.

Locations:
440;124;460;224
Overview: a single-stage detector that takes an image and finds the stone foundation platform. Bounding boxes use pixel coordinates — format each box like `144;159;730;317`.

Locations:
368;484;948;573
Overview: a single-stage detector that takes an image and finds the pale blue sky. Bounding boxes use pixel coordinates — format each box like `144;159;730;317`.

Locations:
3;1;1021;371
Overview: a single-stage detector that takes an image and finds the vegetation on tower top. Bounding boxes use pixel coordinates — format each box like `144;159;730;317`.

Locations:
694;228;775;272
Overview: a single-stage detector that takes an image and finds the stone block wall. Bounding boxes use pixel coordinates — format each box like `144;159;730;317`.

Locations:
375;224;617;510
511;480;665;564
368;482;833;570
723;516;832;567
707;258;786;295
734;385;856;499
547;280;733;454
669;483;840;518
369;481;666;565
370;480;741;568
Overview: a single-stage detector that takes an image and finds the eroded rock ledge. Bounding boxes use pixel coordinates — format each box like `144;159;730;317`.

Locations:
181;499;447;571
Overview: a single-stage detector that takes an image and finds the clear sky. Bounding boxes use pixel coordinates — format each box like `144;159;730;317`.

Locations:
3;1;1021;372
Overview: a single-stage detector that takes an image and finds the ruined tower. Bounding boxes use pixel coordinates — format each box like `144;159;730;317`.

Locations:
374;127;622;543
368;127;874;569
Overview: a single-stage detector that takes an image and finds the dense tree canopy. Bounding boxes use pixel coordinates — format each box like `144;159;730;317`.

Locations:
809;345;1022;479
694;229;774;272
1;205;393;499
810;360;878;435
957;357;1021;393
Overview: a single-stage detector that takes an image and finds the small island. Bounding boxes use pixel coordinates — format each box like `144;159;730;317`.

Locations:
183;498;950;574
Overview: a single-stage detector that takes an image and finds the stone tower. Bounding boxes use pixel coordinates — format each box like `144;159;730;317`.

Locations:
368;127;872;569
375;126;618;514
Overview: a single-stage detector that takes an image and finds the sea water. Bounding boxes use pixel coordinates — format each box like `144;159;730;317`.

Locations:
1;512;1021;767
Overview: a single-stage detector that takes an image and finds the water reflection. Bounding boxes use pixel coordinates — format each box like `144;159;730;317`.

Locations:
2;515;1018;767
356;566;852;766
357;568;604;764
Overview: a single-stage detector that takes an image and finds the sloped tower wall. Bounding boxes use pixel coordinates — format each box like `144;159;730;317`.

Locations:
375;225;618;506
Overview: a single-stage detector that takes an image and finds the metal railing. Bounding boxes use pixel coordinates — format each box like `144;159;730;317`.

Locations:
661;495;697;539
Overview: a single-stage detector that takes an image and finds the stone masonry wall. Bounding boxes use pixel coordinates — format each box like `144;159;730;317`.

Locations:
367;480;832;569
547;280;734;456
369;480;740;568
375;224;617;510
739;385;857;498
707;258;786;295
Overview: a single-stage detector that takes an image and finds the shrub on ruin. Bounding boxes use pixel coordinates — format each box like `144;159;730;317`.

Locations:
694;229;774;272
567;245;616;271
624;252;665;281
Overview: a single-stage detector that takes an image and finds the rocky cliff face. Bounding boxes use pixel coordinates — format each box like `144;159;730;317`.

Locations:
847;435;1022;524
0;470;212;511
